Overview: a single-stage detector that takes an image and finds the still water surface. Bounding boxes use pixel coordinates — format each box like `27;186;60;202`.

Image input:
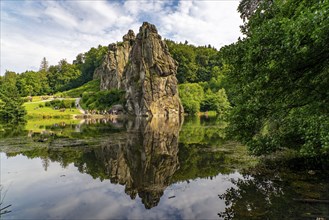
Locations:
1;117;328;219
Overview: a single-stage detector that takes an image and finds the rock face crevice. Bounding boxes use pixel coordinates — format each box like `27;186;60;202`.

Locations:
94;22;183;118
94;30;135;90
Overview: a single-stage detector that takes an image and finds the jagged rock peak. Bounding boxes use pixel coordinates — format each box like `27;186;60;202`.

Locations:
108;43;117;51
94;29;134;90
139;22;158;35
125;22;183;117
123;29;135;42
94;22;184;118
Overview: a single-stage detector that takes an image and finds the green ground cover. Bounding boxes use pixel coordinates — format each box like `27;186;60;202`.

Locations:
59;79;100;98
24;98;81;119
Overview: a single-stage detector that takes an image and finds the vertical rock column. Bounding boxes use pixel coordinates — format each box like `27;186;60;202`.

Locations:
124;22;183;118
94;30;135;90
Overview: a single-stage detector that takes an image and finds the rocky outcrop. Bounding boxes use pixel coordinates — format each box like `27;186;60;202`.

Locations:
124;22;183;118
94;22;183;118
94;30;135;90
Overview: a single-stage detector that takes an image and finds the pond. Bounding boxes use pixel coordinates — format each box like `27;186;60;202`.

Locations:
0;117;328;219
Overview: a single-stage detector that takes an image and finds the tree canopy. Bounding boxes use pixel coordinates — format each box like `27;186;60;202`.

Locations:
0;71;26;122
165;40;222;84
222;0;329;157
1;44;107;98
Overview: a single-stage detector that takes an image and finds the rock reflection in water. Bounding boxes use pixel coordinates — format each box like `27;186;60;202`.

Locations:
93;117;181;209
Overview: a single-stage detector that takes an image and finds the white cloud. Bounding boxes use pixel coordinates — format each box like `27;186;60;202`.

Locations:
0;0;242;75
43;3;79;29
160;0;242;47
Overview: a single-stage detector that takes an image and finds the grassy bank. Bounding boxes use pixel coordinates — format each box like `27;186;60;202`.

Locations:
59;79;100;98
24;98;81;119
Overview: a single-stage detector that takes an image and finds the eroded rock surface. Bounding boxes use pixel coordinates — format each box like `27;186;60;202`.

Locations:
94;22;183;118
94;30;135;90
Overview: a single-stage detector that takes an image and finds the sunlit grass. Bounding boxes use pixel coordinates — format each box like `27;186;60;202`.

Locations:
198;111;217;117
24;99;81;119
24;95;56;103
25;96;42;102
59;79;100;98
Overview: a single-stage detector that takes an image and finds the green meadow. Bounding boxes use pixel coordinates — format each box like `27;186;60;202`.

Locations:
24;97;81;119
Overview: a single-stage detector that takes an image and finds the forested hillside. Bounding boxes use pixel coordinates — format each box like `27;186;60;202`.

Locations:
165;41;230;115
0;45;107;97
0;39;230;118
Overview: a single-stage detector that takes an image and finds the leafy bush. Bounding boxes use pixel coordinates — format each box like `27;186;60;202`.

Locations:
81;89;125;110
201;89;230;115
179;83;204;115
179;83;230;116
45;99;75;109
183;100;200;115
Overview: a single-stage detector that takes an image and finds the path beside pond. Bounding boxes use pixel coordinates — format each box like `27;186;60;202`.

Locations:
75;98;85;114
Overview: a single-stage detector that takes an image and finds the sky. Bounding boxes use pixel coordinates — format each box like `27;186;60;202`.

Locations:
0;0;243;75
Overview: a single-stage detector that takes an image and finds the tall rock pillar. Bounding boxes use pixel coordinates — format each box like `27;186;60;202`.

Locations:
94;30;135;90
124;22;183;118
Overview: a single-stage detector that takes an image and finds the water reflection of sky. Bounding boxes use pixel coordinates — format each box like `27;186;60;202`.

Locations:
1;153;241;219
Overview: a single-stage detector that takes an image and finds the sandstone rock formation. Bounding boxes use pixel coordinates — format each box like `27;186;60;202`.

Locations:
94;30;135;90
94;22;183;118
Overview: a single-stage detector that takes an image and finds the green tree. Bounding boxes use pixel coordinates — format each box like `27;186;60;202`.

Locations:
39;57;49;72
165;40;221;84
222;0;329;157
57;59;81;91
75;45;108;84
0;71;26;122
47;60;81;93
17;71;43;96
179;83;204;114
38;70;51;94
201;88;230;115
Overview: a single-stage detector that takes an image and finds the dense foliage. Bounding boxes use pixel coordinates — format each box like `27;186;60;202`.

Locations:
44;99;76;109
81;89;125;110
178;83;230;115
201;88;231;115
179;83;204;114
47;59;81;92
73;45;108;84
222;0;329;157
166;40;230;115
165;40;222;84
0;72;26;122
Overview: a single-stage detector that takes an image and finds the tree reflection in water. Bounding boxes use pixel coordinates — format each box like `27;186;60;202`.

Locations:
2;116;183;209
218;157;329;219
0;186;12;216
4;117;327;217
